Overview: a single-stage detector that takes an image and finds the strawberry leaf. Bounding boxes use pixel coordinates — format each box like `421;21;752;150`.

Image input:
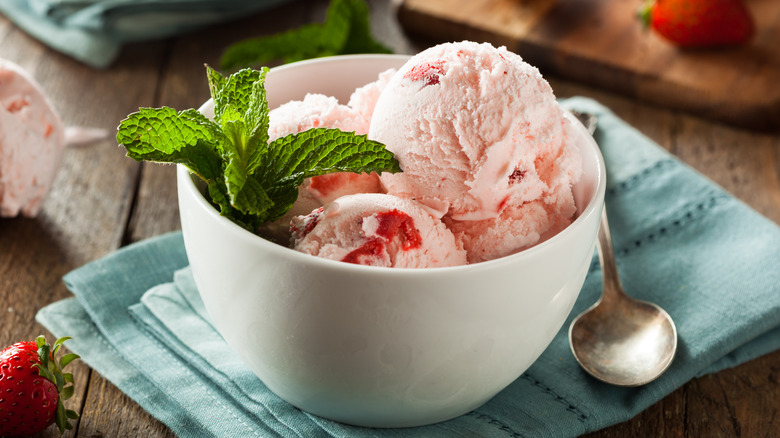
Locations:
37;342;51;367
61;384;74;400
30;336;80;434
61;353;80;369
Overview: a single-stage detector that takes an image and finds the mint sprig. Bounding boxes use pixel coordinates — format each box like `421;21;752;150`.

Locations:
220;0;392;72
117;65;400;231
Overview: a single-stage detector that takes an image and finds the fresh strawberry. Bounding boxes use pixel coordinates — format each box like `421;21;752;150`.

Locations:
639;0;755;48
0;336;80;436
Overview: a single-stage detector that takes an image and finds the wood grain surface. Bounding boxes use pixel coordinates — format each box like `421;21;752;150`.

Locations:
398;0;780;131
0;0;778;436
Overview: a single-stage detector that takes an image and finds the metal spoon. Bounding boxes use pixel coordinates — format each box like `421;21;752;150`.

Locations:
567;111;678;386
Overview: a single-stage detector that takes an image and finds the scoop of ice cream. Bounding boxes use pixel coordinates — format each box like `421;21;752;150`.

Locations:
258;71;396;243
268;92;382;213
369;41;582;262
0;59;66;217
268;93;370;140
445;120;583;261
291;193;467;268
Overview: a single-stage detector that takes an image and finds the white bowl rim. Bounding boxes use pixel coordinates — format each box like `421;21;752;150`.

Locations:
178;54;606;275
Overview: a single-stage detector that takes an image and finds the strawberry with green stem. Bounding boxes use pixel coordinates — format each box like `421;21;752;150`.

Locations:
639;0;755;48
0;336;80;436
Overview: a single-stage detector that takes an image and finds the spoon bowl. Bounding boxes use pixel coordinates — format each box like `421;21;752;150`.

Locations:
569;241;678;385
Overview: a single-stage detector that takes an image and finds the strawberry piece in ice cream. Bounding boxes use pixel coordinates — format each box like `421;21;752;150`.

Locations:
403;60;445;86
340;209;423;264
291;193;466;268
0;59;65;217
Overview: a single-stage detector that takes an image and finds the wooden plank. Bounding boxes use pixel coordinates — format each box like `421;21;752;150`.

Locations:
77;371;176;438
105;3;319;437
398;0;780;130
0;12;166;437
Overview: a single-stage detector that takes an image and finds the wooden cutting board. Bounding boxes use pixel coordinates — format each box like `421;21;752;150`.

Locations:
397;0;780;131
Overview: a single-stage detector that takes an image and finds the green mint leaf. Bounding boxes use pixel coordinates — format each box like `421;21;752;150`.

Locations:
212;68;267;124
233;175;274;216
220;0;390;71
205;65;227;102
318;0;353;51
211;67;271;207
207;179;268;230
117;107;217;154
219;118;249;203
206;180;232;217
244;79;271;157
117;108;223;181
261;174;306;222
262;128;401;181
339;0;393;55
251;128;401;220
118;65;400;234
220;25;330;72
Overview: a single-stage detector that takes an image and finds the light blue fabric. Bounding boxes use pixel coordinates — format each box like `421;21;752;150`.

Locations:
0;0;290;68
37;98;780;437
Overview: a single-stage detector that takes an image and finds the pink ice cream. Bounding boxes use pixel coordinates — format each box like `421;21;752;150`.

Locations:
0;59;65;217
268;68;396;215
369;42;582;262
291;193;466;268
346;67;396;123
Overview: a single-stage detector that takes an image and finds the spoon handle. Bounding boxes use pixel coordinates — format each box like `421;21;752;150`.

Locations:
597;207;626;302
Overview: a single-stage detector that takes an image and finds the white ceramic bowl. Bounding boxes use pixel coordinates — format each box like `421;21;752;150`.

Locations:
177;55;606;428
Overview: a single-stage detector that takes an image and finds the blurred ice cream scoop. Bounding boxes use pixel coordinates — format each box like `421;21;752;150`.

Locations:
0;58;65;217
0;59;108;218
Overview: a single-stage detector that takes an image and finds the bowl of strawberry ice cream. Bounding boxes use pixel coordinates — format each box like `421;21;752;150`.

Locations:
177;47;606;428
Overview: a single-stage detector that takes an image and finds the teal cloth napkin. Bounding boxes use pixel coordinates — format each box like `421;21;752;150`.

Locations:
0;0;290;68
37;98;780;437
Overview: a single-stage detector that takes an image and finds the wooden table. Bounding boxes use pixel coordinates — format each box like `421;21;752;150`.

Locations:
1;0;777;436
